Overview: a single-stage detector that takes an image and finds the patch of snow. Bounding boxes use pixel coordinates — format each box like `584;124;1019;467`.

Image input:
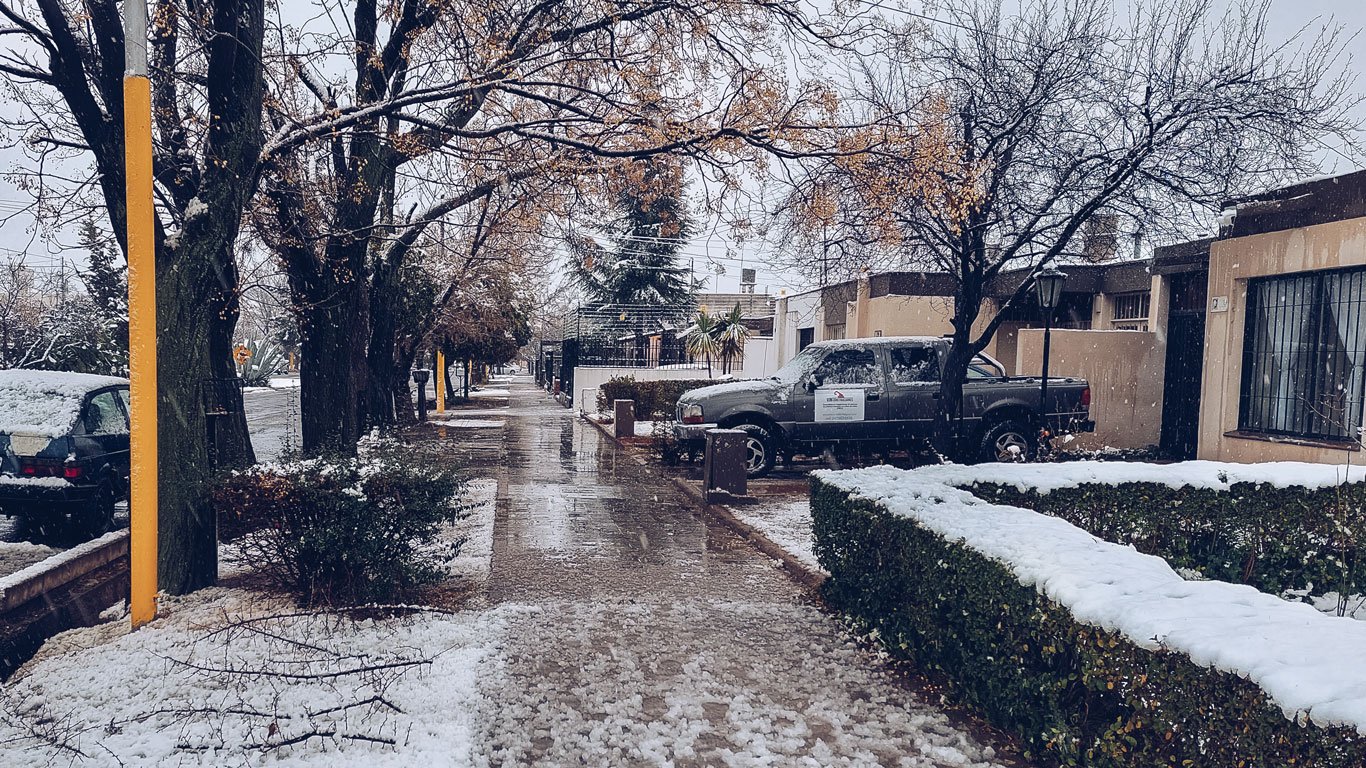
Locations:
447;478;497;589
0;587;521;767
432;418;506;429
817;464;1366;734
468;388;510;398
472;599;1005;767
0;369;127;438
729;497;826;574
183;196;209;220
0;475;71;488
0;531;125;600
0;540;60;580
269;376;301;388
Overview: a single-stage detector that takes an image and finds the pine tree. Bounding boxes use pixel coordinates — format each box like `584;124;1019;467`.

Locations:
76;219;128;373
571;159;697;311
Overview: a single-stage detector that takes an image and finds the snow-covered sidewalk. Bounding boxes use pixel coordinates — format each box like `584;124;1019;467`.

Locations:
0;476;506;767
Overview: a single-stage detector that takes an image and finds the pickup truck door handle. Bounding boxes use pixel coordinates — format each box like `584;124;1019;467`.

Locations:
931;392;941;399
866;391;881;401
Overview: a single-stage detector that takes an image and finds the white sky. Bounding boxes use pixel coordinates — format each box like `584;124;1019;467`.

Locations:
0;0;1363;297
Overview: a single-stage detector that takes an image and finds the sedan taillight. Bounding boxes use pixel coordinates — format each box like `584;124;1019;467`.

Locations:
1080;386;1092;409
17;458;64;477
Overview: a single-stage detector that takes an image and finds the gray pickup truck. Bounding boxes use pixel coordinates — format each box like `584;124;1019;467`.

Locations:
674;336;1094;476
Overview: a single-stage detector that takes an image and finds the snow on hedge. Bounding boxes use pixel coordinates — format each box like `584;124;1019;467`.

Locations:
914;459;1366;494
0;369;126;438
816;464;1366;733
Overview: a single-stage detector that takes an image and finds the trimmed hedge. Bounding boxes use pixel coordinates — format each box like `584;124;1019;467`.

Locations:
811;477;1366;767
595;376;715;419
968;479;1366;601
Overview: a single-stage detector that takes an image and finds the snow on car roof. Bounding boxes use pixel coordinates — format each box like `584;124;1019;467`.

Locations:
0;369;128;438
808;336;943;349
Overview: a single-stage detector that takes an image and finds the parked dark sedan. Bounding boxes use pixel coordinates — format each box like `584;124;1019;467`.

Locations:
0;370;130;536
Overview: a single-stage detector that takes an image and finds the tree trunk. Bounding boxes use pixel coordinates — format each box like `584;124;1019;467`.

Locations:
299;271;369;453
365;264;400;427
155;253;221;593
935;328;976;460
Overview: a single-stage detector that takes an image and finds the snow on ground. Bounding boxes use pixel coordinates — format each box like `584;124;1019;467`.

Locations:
729;497;825;574
472;599;1005;767
0;588;522;767
432;417;507;429
819;464;1366;734
467;388;510;398
0;539;58;580
0;475;507;766
448;478;497;588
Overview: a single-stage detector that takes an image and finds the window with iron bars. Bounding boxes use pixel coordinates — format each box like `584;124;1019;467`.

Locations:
1240;267;1366;442
1110;292;1150;331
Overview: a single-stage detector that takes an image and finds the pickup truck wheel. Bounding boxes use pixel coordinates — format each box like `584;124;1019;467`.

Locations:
735;423;777;478
980;420;1036;463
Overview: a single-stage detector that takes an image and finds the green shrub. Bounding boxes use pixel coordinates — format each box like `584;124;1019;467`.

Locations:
213;436;466;605
967;479;1366;602
811;477;1366;767
595;376;715;419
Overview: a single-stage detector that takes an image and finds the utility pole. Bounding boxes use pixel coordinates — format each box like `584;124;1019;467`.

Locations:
124;0;158;629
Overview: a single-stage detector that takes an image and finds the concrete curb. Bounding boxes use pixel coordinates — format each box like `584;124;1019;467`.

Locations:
581;414;827;594
0;530;129;612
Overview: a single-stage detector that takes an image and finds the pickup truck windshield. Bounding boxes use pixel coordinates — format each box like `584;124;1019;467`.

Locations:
771;346;822;385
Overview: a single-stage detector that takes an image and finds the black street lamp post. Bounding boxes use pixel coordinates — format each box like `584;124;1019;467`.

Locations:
1034;266;1068;440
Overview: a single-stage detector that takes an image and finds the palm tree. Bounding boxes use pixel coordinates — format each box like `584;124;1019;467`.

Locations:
686;311;721;377
716;304;750;375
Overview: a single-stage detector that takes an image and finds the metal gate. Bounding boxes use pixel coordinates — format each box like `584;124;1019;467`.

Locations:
1160;272;1208;459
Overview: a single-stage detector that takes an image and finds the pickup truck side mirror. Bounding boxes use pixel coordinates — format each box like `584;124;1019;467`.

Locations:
804;375;824;393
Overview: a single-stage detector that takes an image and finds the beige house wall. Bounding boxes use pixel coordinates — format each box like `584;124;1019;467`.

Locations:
1199;217;1366;463
839;290;1016;371
1017;328;1164;450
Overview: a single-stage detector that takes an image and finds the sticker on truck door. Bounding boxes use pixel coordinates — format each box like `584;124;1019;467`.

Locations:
815;388;865;422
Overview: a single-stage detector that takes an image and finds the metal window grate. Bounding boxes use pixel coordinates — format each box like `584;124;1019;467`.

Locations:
1240;267;1366;441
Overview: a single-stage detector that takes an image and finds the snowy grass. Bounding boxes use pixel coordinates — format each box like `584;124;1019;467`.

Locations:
0;589;522;767
0;476;509;766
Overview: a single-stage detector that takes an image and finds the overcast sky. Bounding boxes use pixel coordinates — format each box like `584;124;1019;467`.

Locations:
1;0;1363;296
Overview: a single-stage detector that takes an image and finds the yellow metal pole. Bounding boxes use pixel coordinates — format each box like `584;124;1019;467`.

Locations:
124;0;157;629
436;351;446;413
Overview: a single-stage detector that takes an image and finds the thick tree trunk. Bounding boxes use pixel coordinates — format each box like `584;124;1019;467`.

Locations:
299;272;369;453
155;253;221;593
365;266;400;427
935;328;976;460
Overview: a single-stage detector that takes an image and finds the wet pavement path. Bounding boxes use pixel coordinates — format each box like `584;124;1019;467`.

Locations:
468;378;1015;767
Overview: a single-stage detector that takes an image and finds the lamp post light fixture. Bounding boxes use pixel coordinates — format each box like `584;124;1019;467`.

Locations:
1034;265;1068;445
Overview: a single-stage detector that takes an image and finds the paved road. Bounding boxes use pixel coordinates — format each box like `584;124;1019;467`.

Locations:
465;378;1016;767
